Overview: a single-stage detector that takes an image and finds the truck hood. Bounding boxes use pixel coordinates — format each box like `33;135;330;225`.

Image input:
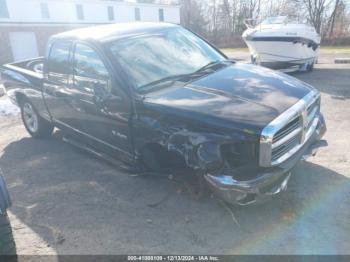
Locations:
143;63;314;134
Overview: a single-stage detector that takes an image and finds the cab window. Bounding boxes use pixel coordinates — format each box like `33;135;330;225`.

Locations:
73;43;111;94
47;40;71;83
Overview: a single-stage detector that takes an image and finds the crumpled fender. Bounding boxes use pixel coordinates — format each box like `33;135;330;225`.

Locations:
166;130;230;171
0;169;11;214
133;114;255;171
133;110;257;173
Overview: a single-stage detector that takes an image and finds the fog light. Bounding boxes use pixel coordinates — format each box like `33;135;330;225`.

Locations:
236;193;248;202
237;193;257;205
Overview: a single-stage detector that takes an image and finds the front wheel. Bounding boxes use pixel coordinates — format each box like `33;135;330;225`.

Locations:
20;100;54;138
0;212;16;257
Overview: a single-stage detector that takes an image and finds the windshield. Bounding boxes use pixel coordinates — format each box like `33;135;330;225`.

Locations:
261;16;288;25
108;27;225;91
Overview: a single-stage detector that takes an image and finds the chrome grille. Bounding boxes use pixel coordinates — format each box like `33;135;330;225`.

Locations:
271;116;302;162
273;116;301;143
259;90;321;167
307;98;320;129
272;134;300;162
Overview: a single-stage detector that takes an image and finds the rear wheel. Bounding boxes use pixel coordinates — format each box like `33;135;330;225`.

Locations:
20;100;53;138
0;212;16;257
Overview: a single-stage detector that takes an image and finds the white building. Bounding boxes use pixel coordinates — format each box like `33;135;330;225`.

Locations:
0;0;180;64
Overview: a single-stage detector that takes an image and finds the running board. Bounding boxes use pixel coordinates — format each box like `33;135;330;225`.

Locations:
62;135;141;174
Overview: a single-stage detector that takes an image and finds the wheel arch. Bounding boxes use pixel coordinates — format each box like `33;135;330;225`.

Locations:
15;91;27;106
139;142;187;172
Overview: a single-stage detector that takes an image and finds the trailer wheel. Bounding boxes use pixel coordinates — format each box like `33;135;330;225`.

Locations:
0;212;17;258
20;99;53;138
251;55;261;66
307;62;314;72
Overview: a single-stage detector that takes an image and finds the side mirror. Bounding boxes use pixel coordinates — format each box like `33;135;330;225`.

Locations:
92;81;109;98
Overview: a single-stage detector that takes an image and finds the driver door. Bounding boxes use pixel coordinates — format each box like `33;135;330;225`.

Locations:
69;42;133;158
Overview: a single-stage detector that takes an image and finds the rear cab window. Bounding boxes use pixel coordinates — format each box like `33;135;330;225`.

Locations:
72;43;112;94
47;40;72;84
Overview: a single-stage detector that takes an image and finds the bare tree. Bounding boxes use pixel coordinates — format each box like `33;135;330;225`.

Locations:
206;0;221;38
301;0;331;34
178;0;350;47
180;0;208;36
327;0;341;37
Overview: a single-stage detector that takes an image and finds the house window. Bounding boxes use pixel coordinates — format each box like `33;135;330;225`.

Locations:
134;8;141;21
159;8;164;22
0;0;9;18
107;6;114;21
76;4;84;20
40;3;50;19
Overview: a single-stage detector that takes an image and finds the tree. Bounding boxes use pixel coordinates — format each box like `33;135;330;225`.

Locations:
136;0;155;3
301;0;331;34
180;0;208;36
327;0;341;37
179;0;350;47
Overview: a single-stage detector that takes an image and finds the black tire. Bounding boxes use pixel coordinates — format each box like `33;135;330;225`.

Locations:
307;62;314;72
20;99;54;138
251;55;260;66
0;212;17;257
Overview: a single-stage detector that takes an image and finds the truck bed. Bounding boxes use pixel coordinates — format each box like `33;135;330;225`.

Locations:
1;57;48;118
2;57;44;81
1;57;44;93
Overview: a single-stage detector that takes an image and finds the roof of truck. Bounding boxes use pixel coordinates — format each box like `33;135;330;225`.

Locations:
51;22;179;43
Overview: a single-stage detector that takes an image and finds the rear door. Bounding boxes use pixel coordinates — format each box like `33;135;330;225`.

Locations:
43;40;74;126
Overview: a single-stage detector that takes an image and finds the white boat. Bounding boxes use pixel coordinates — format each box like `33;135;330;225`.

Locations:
242;16;321;71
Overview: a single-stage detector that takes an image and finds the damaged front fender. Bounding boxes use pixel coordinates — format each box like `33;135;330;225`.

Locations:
166;131;229;171
133;113;258;173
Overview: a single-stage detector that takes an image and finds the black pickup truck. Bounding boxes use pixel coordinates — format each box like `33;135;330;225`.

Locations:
1;23;327;205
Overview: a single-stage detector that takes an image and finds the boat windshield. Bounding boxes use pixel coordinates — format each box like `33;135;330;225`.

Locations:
261;16;288;25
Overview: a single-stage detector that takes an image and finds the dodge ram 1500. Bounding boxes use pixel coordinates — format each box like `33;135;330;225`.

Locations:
1;22;327;205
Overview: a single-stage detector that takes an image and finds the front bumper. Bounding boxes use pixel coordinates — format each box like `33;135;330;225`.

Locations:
204;114;327;206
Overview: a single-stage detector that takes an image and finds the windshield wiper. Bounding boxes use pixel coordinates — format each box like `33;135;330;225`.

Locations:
194;59;234;74
138;73;191;92
138;60;230;93
194;60;224;73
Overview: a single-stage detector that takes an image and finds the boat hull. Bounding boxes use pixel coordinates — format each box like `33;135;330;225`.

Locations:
245;38;320;69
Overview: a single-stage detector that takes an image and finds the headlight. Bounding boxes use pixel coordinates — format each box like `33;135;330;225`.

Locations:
220;142;257;168
196;142;224;171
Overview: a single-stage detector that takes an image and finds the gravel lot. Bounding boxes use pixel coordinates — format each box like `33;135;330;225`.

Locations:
0;52;349;255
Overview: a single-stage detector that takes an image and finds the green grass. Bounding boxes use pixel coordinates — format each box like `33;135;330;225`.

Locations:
320;46;350;54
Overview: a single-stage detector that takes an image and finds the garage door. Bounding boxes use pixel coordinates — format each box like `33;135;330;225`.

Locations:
9;32;39;61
